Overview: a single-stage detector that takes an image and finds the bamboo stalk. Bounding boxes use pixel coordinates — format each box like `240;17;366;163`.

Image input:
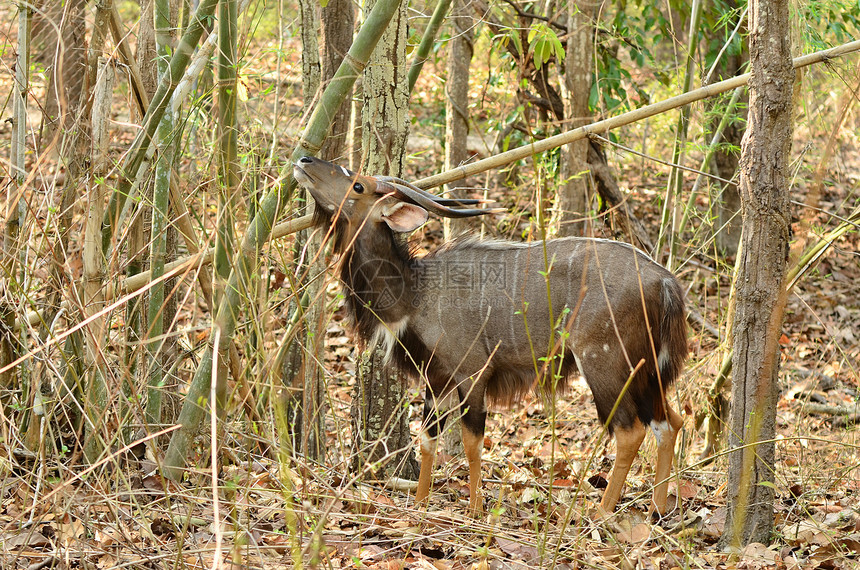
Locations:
406;0;452;93
657;0;703;267
145;0;177;429
214;0;240;284
82;57;115;463
676;86;745;239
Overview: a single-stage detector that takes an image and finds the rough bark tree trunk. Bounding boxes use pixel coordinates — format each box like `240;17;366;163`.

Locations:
298;0;321;110
439;1;474;452
351;0;420;481
307;0;355;451
35;0;87;154
292;0;325;461
320;0;355;162
440;0;474;454
284;0;354;462
721;0;793;548
554;0;596;237
442;0;474;240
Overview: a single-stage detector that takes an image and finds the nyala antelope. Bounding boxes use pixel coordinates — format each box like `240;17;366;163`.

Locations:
293;156;688;517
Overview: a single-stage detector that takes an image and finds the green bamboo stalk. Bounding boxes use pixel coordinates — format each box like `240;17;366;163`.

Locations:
145;0;176;429
102;0;219;253
214;0;239;284
406;0;452;93
656;0;703;268
162;0;406;480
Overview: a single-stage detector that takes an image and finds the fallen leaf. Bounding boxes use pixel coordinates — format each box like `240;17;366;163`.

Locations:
616;522;651;544
495;536;539;560
3;531;52;549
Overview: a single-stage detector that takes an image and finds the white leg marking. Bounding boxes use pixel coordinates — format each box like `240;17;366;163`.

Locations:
650;420;671;447
420;432;437;454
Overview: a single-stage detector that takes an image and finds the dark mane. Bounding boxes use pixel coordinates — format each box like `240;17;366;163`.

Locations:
339;223;415;348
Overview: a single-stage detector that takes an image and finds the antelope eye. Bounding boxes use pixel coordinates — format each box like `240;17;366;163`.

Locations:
353;182;364;194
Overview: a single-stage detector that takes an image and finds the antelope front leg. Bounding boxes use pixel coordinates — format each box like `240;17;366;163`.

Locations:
415;389;447;506
416;431;437;504
460;399;487;517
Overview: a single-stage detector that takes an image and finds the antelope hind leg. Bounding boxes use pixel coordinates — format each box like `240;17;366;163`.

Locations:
650;405;683;515
461;425;484;517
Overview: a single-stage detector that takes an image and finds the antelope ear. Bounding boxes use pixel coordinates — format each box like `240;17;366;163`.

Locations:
381;201;429;232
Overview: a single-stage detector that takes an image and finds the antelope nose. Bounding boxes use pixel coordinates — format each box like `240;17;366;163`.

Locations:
298;156;314;164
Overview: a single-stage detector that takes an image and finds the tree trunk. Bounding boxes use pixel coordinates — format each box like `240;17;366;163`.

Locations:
320;0;355;161
287;0;325;461
360;3;409;174
283;0;353;461
36;0;87;154
351;346;419;481
351;0;419;481
554;0;595;237
721;0;793;548
137;0;158;101
442;0;474;240
162;0;403;481
440;0;474;451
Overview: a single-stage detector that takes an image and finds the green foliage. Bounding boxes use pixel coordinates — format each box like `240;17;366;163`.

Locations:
703;2;747;77
799;0;860;47
527;23;564;69
589;0;674;112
